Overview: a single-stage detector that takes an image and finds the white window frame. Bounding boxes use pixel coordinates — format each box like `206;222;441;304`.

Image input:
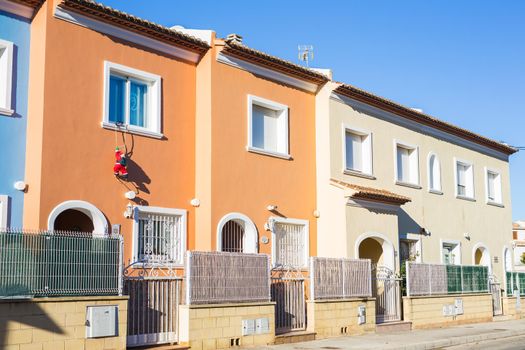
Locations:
427;152;442;194
485;167;503;206
0;38;14;116
102;61;162;139
454;158;475;200
440;239;461;265
399;233;422;263
246;95;290;159
342;124;373;178
132;206;187;267
270;217;309;269
0;195;9;229
394;140;420;188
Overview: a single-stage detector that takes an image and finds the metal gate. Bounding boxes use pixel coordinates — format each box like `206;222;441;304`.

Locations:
271;270;306;334
124;265;182;347
489;276;503;316
373;266;402;323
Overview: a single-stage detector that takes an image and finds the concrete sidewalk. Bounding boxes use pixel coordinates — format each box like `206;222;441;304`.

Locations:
255;319;525;350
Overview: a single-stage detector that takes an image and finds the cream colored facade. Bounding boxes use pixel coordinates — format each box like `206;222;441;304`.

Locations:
316;82;513;283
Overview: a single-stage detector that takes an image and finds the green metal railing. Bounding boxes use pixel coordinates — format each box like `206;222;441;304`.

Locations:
407;262;489;296
0;229;123;298
506;271;525;296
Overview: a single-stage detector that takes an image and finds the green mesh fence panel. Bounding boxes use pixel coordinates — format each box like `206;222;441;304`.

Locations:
519;273;525;296
446;265;462;293
0;230;121;298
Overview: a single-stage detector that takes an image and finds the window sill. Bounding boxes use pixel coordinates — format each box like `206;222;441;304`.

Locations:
0;107;14;116
395;181;422;190
456;195;476;202
246;146;291;160
102;121;163;139
428;189;443;195
343;169;376;180
487;201;504;208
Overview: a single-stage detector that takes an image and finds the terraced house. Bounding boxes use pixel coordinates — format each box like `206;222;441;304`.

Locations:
0;0;522;349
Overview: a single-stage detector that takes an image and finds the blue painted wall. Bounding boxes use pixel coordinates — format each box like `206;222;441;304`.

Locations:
0;10;31;228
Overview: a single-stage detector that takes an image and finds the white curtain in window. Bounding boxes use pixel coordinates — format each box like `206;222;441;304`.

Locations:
429;155;441;191
457;163;468;196
346;132;363;171
252;105;279;152
397;146;410;182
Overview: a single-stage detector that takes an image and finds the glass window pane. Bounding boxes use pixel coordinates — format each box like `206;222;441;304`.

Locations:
488;173;496;200
346;132;363;171
397;146;409;182
252;104;278;151
129;81;147;128
109;75;126;124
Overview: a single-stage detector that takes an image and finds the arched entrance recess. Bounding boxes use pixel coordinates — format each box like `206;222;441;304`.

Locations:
355;232;396;271
216;212;258;253
47;200;108;235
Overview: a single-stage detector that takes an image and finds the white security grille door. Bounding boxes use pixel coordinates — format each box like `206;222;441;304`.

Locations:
274;221;307;268
137;211;184;264
221;220;245;253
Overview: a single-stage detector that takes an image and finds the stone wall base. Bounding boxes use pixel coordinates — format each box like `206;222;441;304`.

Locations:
306;298;376;339
178;302;275;350
403;293;493;329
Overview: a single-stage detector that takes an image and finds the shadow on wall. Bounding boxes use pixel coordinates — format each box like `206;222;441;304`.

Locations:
398;208;423;236
0;292;65;348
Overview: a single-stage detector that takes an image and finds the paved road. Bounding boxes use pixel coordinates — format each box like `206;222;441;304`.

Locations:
439;335;525;350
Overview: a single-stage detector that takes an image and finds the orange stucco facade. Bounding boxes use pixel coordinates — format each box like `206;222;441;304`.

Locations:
23;1;319;263
24;0;198;263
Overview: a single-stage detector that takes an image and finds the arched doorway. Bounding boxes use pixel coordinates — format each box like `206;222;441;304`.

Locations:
473;243;491;273
216;213;258;253
355;232;395;271
48;200;108;236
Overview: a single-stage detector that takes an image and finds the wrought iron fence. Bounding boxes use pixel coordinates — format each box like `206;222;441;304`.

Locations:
310;257;372;300
506;271;525;296
0;229;123;298
406;262;489;296
186;251;271;304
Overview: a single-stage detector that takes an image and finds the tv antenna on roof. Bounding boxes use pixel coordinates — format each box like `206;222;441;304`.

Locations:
298;45;314;67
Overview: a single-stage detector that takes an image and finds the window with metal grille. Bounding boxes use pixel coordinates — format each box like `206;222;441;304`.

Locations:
272;219;309;268
221;220;244;253
133;207;187;265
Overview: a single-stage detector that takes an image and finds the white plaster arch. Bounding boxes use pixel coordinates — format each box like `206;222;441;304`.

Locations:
47;200;109;236
355;231;396;271
216;212;258;254
472;242;492;273
503;246;512;273
427;152;442;192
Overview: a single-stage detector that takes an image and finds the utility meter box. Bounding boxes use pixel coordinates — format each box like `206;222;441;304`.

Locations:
255;318;270;334
357;305;366;325
86;305;119;338
242;319;256;336
454;298;464;315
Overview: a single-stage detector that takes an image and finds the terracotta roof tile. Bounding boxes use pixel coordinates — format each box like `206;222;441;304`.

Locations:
222;40;329;86
10;0;44;8
335;84;517;156
330;178;411;206
59;0;210;55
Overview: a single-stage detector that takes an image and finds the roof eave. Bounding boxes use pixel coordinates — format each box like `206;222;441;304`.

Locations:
335;85;517;156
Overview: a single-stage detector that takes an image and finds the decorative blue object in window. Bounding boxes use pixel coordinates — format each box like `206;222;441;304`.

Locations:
109;75;126;124
129;81;147;128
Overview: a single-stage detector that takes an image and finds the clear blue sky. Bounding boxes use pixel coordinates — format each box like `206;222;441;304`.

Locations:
102;0;525;220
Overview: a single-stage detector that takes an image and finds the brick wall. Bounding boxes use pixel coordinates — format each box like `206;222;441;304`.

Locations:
178;302;275;349
403;293;493;329
306;298;376;339
0;296;128;350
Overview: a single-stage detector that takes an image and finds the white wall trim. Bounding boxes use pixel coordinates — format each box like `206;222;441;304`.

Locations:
341;123;374;176
393;139;420;186
484;166;503;205
269;216;309;269
216;212;258;254
0;0;34;19
427;152;442;192
54;7;201;63
217;51;319;93
0;194;9;229
47;200;108;236
132;206;187;266
247;94;290;158
330;93;509;161
0;38;14;114
440;239;462;265
355;231;396;271
454;157;475;200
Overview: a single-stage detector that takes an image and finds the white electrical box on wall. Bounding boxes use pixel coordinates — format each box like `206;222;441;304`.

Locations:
454;298;464;315
357;305;366;325
86;305;119;338
255;318;270;334
242;319;256;336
